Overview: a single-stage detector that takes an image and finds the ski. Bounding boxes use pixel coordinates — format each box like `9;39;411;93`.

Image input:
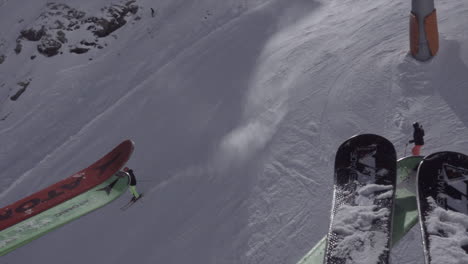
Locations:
0;140;134;232
120;193;144;211
324;134;397;264
0;174;129;256
417;151;468;263
297;155;422;264
391;156;422;244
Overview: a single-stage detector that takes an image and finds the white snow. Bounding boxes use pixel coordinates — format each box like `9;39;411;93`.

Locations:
376;190;394;200
357;184;393;198
425;197;468;264
0;0;467;263
331;183;392;262
332;231;388;264
333;205;389;234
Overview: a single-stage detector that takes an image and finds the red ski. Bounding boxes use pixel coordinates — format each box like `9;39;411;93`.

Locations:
0;140;134;231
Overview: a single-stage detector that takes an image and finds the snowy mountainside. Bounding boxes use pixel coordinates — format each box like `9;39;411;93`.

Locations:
0;0;468;263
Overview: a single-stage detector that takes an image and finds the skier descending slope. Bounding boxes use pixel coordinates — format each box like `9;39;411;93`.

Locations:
417;151;468;264
409;122;425;156
324;134;397;264
119;167;143;211
123;167;142;201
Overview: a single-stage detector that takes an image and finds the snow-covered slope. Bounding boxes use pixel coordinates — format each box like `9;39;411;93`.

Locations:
0;0;467;263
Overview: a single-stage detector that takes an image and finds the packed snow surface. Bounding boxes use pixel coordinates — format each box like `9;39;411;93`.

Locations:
0;0;467;263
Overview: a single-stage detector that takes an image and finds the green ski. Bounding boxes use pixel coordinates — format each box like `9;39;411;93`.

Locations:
0;174;129;256
297;156;423;264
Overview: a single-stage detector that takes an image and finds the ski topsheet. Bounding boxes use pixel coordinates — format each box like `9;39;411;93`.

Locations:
391;156;423;244
324;134;397;264
0;140;134;231
0;174;129;256
417;151;468;264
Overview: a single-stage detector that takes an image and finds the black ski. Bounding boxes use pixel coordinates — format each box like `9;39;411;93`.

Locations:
324;134;397;264
417;151;468;263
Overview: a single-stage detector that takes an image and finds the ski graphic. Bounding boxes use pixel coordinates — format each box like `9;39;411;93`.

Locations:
324;134;397;264
417;151;468;264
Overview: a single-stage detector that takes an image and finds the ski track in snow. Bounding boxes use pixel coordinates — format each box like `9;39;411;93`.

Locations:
0;0;467;263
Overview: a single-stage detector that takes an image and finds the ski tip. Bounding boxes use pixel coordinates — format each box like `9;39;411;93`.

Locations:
349;133;391;142
336;133;396;157
340;134;395;147
423;151;466;161
120;139;135;150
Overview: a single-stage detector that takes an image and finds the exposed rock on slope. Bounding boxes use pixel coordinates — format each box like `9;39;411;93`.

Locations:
15;1;139;57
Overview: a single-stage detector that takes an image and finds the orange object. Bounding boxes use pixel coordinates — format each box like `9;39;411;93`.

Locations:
412;145;422;156
409;12;419;56
424;9;439;56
